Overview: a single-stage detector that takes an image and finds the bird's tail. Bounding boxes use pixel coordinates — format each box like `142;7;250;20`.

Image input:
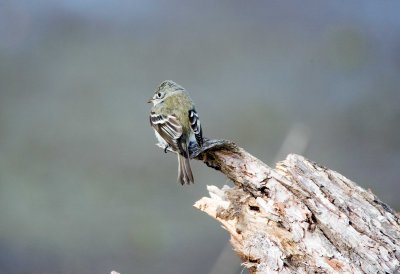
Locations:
177;154;194;185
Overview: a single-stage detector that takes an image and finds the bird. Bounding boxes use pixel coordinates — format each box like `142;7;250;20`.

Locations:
148;80;203;185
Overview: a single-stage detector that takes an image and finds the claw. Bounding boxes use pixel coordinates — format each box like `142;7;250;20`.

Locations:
164;144;169;153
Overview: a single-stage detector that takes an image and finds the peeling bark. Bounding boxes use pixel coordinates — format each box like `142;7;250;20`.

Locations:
159;138;400;273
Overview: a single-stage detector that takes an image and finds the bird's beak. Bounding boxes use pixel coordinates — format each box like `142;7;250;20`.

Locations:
147;98;153;104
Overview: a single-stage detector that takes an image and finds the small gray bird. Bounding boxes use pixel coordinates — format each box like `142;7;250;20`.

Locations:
148;80;203;185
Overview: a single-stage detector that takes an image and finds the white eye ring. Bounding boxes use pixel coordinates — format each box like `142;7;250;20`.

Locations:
156;92;162;98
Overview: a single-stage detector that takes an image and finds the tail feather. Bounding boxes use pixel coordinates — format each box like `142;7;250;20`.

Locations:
177;154;194;185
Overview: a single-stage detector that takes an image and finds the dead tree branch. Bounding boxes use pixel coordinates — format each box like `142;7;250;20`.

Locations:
161;138;400;273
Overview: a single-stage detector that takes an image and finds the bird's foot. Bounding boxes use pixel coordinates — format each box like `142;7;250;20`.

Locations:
164;144;169;153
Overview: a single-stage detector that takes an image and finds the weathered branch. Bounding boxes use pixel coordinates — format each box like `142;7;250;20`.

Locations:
158;138;400;273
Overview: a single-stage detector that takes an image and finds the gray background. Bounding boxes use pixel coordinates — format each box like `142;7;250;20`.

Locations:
0;1;399;273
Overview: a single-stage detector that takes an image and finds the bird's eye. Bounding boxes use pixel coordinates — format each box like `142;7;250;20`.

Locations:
156;92;162;98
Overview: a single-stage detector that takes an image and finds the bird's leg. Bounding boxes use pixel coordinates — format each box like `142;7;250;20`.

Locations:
164;144;169;153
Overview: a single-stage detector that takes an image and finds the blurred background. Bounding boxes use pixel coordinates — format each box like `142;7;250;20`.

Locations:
0;1;399;273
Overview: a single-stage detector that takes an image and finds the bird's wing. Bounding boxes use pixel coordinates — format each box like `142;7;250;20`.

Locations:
150;112;185;155
189;109;203;147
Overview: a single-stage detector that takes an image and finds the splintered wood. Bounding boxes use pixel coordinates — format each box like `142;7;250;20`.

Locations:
190;140;400;274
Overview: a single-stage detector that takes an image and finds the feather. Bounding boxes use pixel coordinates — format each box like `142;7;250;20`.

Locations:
149;112;184;154
188;109;203;147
